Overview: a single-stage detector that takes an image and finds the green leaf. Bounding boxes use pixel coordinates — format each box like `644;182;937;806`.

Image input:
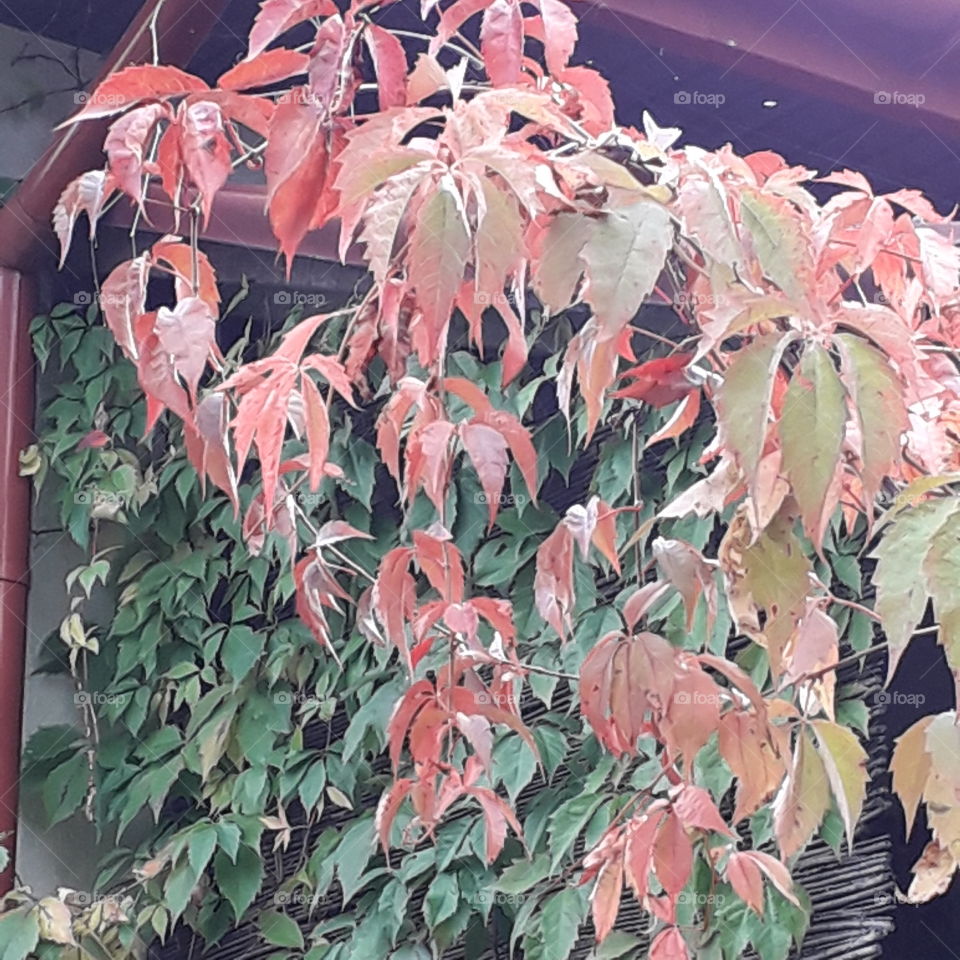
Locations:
342;680;404;762
493;735;537;804
593;930;641;959
923;509;960;699
335;818;375;902
530;887;584;960
779;343;846;546
494;853;551;894
0;910;39;960
717;333;794;506
221;625;265;685
423;872;459;930
872;498;959;680
739;190;809;300
548;794;605;870
260;910;305;949
188;823;219;877
215;844;264;921
812;720;868;852
837;333;908;509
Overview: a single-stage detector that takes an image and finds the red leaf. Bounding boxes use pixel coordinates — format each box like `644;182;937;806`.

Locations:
671;784;733;836
53;170;115;268
470;597;516;648
295;548;352;663
373;547;417;673
535;523;575;638
134;312;193;433
725;852;764;915
218;49;309;90
408;176;471;365
406;419;456;514
364;24;407;109
265;102;333;268
105;103;168;203
660;662;721;771
63;65;208;124
466;786;524;863
77;430;110;450
442;377;494;416
591;856;624;943
537;0;578;75
248;0;338;59
431;0;491;54
375;778;413;855
301;376;330;490
461;421;509;526
376;378;429;483
650;927;690;960
743;850;799;906
624;808;664;900
151;239;221;315
622;581;670;631
307;15;352;112
591;499;621;574
653;810;692;897
156;121;184;206
613;354;695;409
481;0;524;86
413;529;465;603
154;296;216;403
184;393;239;512
409;706;450;765
477;409;538;504
100;256;149;360
646;390;701;447
181;101;232;227
387;679;435;771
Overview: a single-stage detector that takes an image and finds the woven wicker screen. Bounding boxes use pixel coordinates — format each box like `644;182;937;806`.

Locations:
147;273;898;960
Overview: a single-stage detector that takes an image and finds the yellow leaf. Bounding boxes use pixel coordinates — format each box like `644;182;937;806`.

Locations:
774;729;829;859
904;841;957;904
891;715;933;838
35;897;76;946
812;720;868;852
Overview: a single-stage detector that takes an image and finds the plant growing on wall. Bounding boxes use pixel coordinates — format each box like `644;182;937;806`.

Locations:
6;0;960;956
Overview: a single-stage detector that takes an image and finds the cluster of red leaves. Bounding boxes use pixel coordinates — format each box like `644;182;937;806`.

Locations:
53;0;960;940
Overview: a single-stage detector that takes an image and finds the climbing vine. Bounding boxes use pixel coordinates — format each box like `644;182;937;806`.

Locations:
4;0;960;956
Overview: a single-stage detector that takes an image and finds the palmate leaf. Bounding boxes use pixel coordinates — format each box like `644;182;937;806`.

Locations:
922;511;960;702
836;333;908;511
891;715;933;838
812;720;868;853
774;730;829;859
871;497;960;682
580;199;673;337
408;176;471;363
716;333;795;514
246;0;338;59
779;343;847;549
